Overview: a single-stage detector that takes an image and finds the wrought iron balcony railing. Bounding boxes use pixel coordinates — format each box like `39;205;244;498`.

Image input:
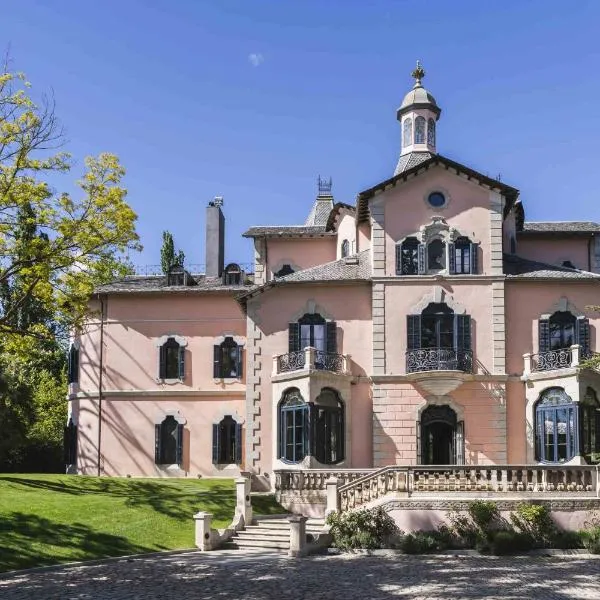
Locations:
406;347;473;374
274;348;350;375
523;344;597;375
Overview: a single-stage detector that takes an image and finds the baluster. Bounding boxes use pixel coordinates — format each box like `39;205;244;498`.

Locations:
500;467;508;492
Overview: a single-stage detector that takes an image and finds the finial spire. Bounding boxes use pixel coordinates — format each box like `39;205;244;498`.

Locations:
411;60;425;87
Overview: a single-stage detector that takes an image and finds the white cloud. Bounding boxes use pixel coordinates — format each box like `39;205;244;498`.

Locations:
248;53;264;67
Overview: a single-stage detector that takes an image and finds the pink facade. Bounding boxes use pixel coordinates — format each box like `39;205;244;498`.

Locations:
70;66;600;487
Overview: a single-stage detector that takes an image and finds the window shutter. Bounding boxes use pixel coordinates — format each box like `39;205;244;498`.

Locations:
417;243;426;274
178;347;185;380
470;243;479;274
176;423;184;466
154;424;161;464
212;423;220;464
538;318;550;354
454;314;471;350
235;423;243;464
416;421;422;464
306;404;315;458
277;406;282;459
236;345;243;378
395;244;402;275
326;321;337;354
576;317;590;357
407;315;421;350
455;421;465;465
159;345;167;380
213;345;221;378
448;242;456;274
288;322;300;352
63;425;70;464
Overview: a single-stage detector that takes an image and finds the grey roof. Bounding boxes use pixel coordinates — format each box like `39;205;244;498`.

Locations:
394;151;433;176
277;250;371;283
504;254;600;280
305;194;334;226
397;83;441;119
95;274;255;294
242;225;334;238
520;221;600;234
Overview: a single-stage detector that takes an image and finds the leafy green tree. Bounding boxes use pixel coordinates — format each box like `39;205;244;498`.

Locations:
160;230;185;274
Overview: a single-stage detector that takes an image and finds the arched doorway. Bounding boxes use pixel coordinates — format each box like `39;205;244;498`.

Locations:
420;405;462;465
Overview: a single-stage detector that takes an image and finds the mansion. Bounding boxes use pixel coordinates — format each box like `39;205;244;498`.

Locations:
68;63;600;492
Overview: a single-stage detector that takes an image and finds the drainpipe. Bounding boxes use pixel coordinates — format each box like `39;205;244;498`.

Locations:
97;294;106;477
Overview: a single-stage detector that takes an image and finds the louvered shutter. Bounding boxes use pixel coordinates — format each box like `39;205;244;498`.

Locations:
454;315;471;350
235;423;243;464
213;345;221;378
407;315;421;350
448;242;456;274
306;404;315;459
326;321;337;354
455;421;465;465
277;406;282;459
576;317;591;358
337;409;345;462
159;344;167;379
212;423;220;464
178;347;185;380
155;424;161;464
417;243;426;274
176;423;184;466
395;244;402;275
288;323;300;352
416;421;422;464
236;345;243;378
470;243;479;274
538;318;550;354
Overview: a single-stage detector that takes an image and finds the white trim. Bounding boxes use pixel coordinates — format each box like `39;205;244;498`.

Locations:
289;299;335;322
423;188;451;211
213;334;246;347
212;409;245;424
540;296;587;320
153;409;187;425
416;395;465;422
155;334;188;347
408;287;467;315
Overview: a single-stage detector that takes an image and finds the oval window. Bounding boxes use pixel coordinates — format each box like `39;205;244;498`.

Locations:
427;192;446;208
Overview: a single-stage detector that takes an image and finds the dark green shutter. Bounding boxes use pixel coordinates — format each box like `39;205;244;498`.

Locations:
176;424;184;466
407;315;421;350
448;242;456;274
538;318;550;354
306;404;314;459
178;347;185;379
288;322;300;352
454;314;471;350
213;345;221;378
395;244;402;275
236;345;243;378
326;321;337;354
159;345;167;379
155;424;161;464
576;317;590;357
235;423;243;464
470;243;479;274
212;423;220;464
417;244;426;274
68;346;79;384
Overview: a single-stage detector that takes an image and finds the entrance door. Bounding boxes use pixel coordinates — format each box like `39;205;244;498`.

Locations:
420;405;459;465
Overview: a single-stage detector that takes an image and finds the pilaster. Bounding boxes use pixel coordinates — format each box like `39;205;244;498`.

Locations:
245;305;263;472
372;283;386;375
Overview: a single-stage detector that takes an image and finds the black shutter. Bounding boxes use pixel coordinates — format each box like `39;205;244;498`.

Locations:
178;347;185;380
235;423;243;464
454;314;471;350
236;345;243;378
277;406;282;459
159;344;166;379
213;344;221;378
176;423;184;466
395;244;402;275
212;423;220;464
416;420;422;464
577;317;590;357
538;318;550;354
470;243;479;274
407;315;421;350
448;242;456;274
63;425;70;464
417;243;426;274
288;322;300;352
306;404;314;458
155;424;161;464
326;321;337;354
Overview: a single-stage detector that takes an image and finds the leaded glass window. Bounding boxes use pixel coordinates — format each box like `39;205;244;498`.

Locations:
535;388;577;463
403;118;412;148
415;116;426;144
279;389;308;463
454;237;471;274
427;118;436;146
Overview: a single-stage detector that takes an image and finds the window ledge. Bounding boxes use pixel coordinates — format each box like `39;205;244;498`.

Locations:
156;378;184;385
213;377;243;384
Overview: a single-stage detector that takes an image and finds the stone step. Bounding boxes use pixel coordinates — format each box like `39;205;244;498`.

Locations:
235;531;290;542
230;538;290;550
246;523;324;533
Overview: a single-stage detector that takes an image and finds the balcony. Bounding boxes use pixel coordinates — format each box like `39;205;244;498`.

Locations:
523;344;595;375
273;347;350;376
406;348;473;374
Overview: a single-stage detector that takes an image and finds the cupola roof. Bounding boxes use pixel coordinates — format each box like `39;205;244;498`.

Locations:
397;61;441;120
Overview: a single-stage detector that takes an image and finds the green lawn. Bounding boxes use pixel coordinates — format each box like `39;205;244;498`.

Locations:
0;474;284;572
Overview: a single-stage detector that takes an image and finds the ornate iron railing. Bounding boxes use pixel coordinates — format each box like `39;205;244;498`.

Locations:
406;348;472;373
314;351;345;373
277;351;306;373
532;348;572;371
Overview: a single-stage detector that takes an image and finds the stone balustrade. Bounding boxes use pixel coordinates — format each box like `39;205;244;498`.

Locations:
275;468;374;492
273;347;351;376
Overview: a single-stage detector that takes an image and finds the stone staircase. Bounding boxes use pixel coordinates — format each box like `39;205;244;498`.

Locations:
225;516;326;552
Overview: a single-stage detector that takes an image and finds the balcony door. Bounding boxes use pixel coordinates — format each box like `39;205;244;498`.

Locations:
420;405;463;465
288;314;337;363
420;303;454;349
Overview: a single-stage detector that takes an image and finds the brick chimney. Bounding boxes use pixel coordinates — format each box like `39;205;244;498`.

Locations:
205;196;225;278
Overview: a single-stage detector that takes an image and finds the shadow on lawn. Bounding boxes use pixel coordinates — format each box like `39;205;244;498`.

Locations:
0;512;160;572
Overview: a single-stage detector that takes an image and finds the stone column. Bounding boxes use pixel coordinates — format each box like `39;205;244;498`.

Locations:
571;344;580;367
194;512;216;551
288;515;308;558
523;353;532;375
305;346;316;370
325;477;340;516
235;474;253;527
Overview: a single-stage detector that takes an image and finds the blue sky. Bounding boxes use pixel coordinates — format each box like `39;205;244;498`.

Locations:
2;0;599;268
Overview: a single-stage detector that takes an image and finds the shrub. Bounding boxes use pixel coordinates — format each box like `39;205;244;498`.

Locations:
469;500;499;531
490;530;533;556
510;503;557;548
580;527;600;554
326;507;400;551
400;531;443;554
552;530;583;549
447;509;479;548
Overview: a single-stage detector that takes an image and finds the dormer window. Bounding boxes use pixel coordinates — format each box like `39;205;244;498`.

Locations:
341;239;350;258
167;265;194;286
223;263;243;285
275;264;295;278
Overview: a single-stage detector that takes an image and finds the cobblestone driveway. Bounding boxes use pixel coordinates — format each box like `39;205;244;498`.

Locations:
1;550;599;599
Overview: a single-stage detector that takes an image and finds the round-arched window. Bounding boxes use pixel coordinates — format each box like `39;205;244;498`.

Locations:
403;118;413;148
427;118;436;146
535;387;577;463
415;116;426;144
314;388;345;465
278;389;308;463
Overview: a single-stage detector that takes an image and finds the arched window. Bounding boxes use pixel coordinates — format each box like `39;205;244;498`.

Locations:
403;118;413;148
213;337;243;378
420;405;462;465
155;415;183;465
314;388;345;465
68;344;79;384
427;118;436;146
275;264;295;278
212;415;242;465
396;237;420;275
223;263;243;285
341;239;350;258
159;337;185;380
581;388;600;464
278;389;309;463
415;116;426;144
427;239;445;272
538;311;590;360
535;388;577;463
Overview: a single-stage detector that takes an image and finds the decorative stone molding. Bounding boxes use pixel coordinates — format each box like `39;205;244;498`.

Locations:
488;190;504;275
491;281;506;374
408;286;467;315
380;498;600;511
212;408;245;424
245;308;263;472
372;283;385;374
155;334;188;347
289;299;335;322
416;395;465;422
540;296;586;320
213;334;246;347
153;409;186;425
423;187;452;211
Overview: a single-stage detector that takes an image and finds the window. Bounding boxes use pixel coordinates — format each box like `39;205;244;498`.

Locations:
275;264;295;278
427;118;436;146
213;337;243;378
535;388;577;463
155;415;183;465
159;337;185;380
288;313;337;356
314;389;345;465
450;237;478;274
403;118;412;148
539;311;590;356
396;237;420;275
341;239;350;258
64;418;77;465
167;265;194;286
562;260;576;269
212;416;242;464
427;239;445;271
420;405;462;465
581;388;600;464
68;344;79;384
415;116;426;144
223;263;243;285
278;389;309;463
427;192;446;208
549;312;576;350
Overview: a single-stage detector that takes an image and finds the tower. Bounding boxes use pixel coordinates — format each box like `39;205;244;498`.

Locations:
394;61;441;175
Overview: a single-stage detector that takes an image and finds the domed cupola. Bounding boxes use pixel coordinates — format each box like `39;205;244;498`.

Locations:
394;61;441;175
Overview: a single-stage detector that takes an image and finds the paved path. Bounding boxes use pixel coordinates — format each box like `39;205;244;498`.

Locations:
1;550;599;599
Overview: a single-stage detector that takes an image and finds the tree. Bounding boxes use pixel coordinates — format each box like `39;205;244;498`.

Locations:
0;66;141;341
160;230;185;274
